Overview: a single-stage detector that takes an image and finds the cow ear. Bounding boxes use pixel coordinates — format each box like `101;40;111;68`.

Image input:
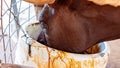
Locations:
24;0;55;5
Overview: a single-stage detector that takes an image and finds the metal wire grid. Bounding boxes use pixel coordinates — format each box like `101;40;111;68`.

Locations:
0;0;37;64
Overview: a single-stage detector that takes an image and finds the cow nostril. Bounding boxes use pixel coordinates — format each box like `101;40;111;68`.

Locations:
40;22;48;29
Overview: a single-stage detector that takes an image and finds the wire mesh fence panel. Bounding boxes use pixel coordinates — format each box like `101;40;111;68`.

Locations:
0;0;37;64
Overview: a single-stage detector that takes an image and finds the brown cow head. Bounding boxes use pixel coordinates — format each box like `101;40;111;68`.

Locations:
38;0;120;53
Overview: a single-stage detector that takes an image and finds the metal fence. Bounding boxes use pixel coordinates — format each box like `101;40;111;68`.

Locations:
0;0;37;64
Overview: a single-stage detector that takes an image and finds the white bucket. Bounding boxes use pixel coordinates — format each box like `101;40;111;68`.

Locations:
15;22;110;68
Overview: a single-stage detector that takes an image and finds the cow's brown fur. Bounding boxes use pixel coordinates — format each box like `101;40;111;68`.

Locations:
38;0;120;53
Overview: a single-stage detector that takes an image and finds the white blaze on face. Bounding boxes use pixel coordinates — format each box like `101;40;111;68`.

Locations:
24;0;55;5
88;0;120;7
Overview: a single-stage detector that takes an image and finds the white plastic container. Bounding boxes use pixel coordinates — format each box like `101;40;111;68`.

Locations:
15;22;110;68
